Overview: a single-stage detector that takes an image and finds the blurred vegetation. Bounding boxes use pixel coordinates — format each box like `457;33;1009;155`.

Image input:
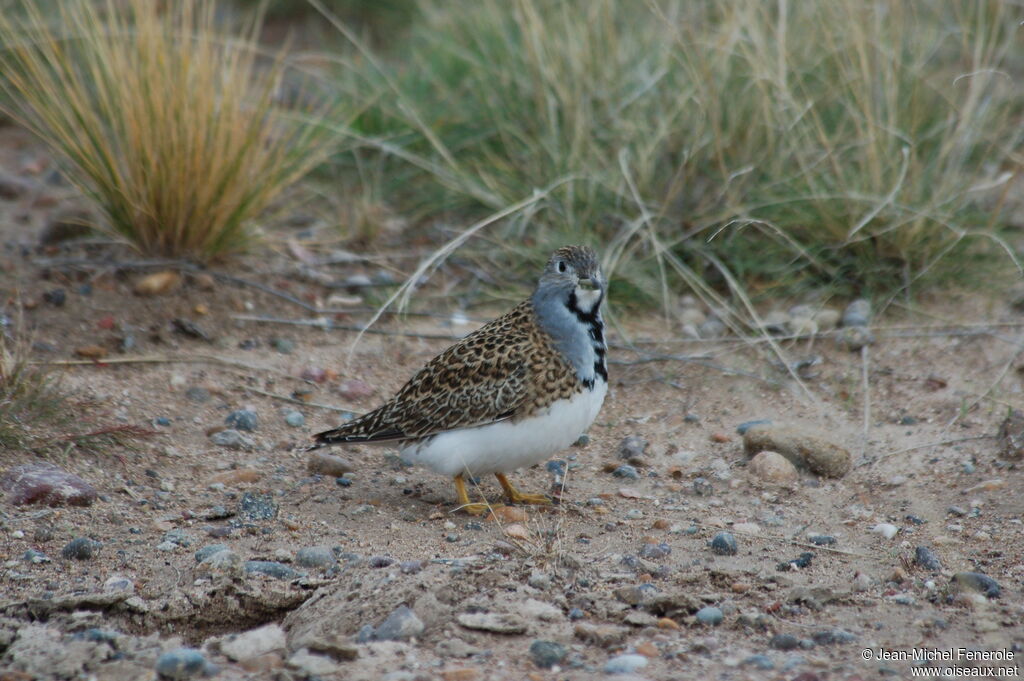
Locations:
0;0;336;260
315;0;1023;304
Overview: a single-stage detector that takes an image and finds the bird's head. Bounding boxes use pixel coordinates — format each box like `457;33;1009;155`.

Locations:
535;245;605;315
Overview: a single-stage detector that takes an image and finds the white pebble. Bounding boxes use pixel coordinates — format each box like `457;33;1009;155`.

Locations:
872;523;899;539
12;530;24;539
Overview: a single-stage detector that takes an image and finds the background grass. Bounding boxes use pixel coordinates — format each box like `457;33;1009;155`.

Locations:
315;0;1022;307
0;0;336;260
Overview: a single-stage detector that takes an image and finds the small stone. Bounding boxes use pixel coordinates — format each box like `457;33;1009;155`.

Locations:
225;409;258;432
872;523;899;539
529;640;567;669
742;423;851;478
618;436;648;460
42;288;66;307
748;450;799;484
456;612;528;634
135;271;181;297
375;605;425;641
777;552;814;570
814;308;841;331
950;572;1001;599
295;546;337;569
604;653;648;674
270;338;295;354
287;649;338;676
573;622;628;648
284;411;305;428
244;561;303;580
221;624;287;662
0;463;97;507
162;529;195;548
185;387;210;403
612;464;639;480
238;492;278;521
74;344;108;359
23;548;50;564
736;419;772;435
638;542;671;560
209;429;254;450
914;546;942;571
336;379;375;400
770;633;800;650
710;532;737;556
307;452;354;477
692;477;713;496
743;654;774;669
155;648;209;679
807;535;835;546
61;537;99;560
695;606;724;625
837;326;874;351
197;549;242;577
194;544;230;563
842;299;871;327
400;560;424;574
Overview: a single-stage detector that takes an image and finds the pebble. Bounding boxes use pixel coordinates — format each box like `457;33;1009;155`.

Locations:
210;429;254;449
872;523;899;539
134;271;181;296
618;436;648;460
287;649;338;676
695;606;724;625
777;552;814;570
837;326;874;351
710;532;737;556
742;423;851;478
185;387;210;403
400;560;424;574
225;409;258;432
529;640;567;669
545;459;566;475
42;288;66;307
770;633;800;650
244;561;303;580
375;605;425;641
813;308;841;330
807;535;835;546
743;654;774;669
61;537;99;560
748;451;799;484
456;612;528;634
692;477;713;496
950;572;1001;599
842;299;871;327
284;411;305;428
638;542;671;560
23;549;50;564
736;419;772;435
270;338;295;354
221;624;287;661
604;654;648;674
0;463;97;507
307;452;354;477
197;549;242;577
238;492;278;521
573;622;628;648
155;648;210;679
296;546;337;569
914;546;942;571
194;544;230;563
613;465;639;480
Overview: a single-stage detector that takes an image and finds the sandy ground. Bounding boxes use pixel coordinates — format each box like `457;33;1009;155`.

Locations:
0;125;1022;681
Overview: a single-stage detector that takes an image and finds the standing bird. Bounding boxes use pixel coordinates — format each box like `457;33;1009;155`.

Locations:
311;245;608;514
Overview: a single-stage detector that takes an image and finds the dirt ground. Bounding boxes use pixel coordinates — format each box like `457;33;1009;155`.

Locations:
1;125;1022;681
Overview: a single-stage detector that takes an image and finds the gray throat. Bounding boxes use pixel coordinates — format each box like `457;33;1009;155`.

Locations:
532;287;607;389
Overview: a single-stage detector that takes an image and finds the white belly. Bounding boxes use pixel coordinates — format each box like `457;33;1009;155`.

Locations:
400;381;607;477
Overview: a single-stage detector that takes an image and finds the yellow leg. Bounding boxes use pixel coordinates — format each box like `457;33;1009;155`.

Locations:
453;474;496;516
495;473;551;505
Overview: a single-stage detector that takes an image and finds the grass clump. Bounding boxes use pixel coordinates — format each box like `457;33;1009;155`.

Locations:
0;0;334;260
0;320;65;451
326;0;1022;303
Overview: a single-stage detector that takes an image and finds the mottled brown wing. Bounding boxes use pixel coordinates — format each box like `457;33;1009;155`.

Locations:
313;303;535;445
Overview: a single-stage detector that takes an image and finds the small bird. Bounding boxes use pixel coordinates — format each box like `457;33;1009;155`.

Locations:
312;245;608;514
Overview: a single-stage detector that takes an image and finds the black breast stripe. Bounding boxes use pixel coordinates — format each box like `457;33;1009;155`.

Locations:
567;290;608;385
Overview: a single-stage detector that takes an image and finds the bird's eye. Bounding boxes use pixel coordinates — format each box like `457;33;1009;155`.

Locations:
557;260;567;273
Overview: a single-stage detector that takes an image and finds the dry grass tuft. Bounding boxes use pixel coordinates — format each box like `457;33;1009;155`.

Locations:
0;0;335;260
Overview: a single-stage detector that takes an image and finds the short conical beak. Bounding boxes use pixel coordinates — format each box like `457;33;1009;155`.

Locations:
577;276;599;291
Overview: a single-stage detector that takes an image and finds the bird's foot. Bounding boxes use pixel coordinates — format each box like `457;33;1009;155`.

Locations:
455;501;504;516
495;473;552;506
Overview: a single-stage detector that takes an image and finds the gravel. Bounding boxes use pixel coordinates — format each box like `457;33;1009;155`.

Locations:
710;532;737;556
695;606;724;626
155;648;211;679
529;640;567;669
224;409;259;431
61;537;99;560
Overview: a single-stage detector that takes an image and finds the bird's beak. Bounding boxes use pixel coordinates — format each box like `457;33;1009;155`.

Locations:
577;276;600;291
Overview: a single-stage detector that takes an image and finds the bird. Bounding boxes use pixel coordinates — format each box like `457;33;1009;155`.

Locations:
311;245;608;515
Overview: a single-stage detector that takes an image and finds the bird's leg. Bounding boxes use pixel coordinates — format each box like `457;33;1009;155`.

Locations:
453;473;496;516
495;473;551;505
